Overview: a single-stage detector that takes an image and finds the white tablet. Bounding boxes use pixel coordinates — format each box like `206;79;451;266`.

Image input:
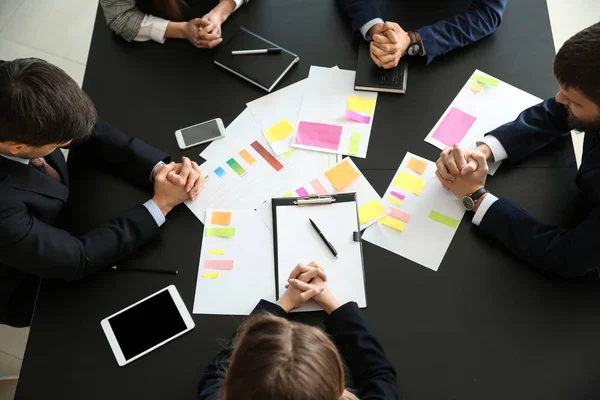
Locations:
100;285;195;366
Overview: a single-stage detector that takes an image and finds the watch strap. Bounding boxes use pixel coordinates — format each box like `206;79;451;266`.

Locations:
470;187;488;203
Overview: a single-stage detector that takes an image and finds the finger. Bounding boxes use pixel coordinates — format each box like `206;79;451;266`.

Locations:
381;57;400;69
197;38;223;48
289;264;309;280
437;149;454;181
157;162;175;180
370;47;383;67
453;144;468;173
444;149;460;177
300;286;325;302
381;21;401;32
370;43;390;57
435;171;452;190
167;170;184;186
297;268;328;283
471;151;489;174
190;165;204;198
288;278;314;291
185;162;201;192
196;30;220;41
384;29;399;44
179;157;192;182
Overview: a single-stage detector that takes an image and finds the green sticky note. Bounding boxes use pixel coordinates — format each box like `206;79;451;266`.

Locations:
283;192;294;198
283;149;296;158
348;132;361;156
206;228;236;237
428;211;459;228
473;73;500;87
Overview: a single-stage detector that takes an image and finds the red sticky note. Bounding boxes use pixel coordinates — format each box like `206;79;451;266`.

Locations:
389;208;411;222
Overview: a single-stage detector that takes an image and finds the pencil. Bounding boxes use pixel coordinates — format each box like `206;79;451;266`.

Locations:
111;266;179;275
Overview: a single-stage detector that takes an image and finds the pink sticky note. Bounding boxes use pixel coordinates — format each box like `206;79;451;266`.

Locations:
296;187;310;197
389;208;411;222
390;191;405;200
345;109;371;124
204;260;234;270
310;179;329;196
467;87;481;95
432;107;477;147
296;121;343;150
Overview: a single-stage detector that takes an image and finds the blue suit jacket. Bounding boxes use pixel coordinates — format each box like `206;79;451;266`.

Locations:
480;98;600;277
0;120;169;326
337;0;506;63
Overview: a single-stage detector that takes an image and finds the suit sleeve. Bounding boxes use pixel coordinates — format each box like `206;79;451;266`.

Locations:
485;98;570;164
325;302;401;399
478;197;600;277
70;120;169;190
198;300;288;400
336;0;382;35
0;197;160;281
416;0;506;63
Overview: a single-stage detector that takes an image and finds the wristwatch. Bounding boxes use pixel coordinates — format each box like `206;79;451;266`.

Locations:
407;31;423;56
462;187;488;211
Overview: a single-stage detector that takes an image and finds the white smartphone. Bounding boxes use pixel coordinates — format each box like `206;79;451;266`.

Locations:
175;118;225;149
100;285;195;367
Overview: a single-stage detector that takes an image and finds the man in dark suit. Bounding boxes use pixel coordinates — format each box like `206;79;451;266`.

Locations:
337;0;506;67
0;58;205;327
435;22;600;277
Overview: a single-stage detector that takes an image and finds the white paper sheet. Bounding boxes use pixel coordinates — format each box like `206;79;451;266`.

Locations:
275;202;366;312
193;209;276;315
186;110;334;223
257;158;386;232
424;69;542;175
246;79;307;155
361;152;465;271
291;66;377;158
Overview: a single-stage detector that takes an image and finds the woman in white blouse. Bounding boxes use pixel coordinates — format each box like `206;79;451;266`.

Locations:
100;0;249;48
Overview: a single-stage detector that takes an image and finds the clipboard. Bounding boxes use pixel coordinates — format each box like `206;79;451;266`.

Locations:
272;194;367;312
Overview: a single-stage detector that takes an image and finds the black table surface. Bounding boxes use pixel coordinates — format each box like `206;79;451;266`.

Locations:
16;0;600;399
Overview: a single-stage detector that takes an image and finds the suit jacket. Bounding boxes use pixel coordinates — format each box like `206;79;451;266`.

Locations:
480;97;600;277
337;0;506;63
198;300;401;399
0;120;169;326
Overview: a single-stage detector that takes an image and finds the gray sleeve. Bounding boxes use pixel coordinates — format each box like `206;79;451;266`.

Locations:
100;0;146;41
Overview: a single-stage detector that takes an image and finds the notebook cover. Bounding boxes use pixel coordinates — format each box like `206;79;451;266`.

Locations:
354;43;408;94
214;27;299;92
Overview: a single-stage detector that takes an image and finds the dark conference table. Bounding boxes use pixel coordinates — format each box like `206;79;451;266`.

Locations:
16;0;600;399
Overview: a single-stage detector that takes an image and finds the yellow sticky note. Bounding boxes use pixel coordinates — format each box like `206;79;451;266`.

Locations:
324;159;361;190
209;249;225;255
211;211;232;226
358;199;387;225
388;196;403;206
406;158;428;175
394;171;426;195
202;272;220;279
265;119;294;143
348;96;376;115
469;81;483;91
380;216;406;232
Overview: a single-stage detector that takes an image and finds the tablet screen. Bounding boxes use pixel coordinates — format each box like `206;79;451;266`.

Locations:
107;290;187;361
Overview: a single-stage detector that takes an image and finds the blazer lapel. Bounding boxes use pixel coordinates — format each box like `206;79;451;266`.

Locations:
0;157;69;203
45;149;69;187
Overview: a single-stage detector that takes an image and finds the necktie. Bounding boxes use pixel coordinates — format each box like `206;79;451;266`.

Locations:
30;158;62;183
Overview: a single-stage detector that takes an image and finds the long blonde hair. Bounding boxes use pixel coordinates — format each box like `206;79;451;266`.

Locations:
222;313;359;400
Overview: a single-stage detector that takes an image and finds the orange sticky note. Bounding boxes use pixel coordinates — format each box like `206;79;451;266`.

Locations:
324;160;361;190
211;211;232;226
406;158;428;175
239;149;256;165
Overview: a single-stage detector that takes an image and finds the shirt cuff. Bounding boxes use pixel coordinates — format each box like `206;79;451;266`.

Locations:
232;0;245;11
472;193;499;226
143;199;166;227
134;15;169;44
360;18;384;40
477;135;508;162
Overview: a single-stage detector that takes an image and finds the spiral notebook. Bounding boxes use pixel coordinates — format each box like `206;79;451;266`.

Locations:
214;27;300;92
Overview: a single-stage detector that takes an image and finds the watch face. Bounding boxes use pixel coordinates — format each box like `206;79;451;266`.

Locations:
408;44;419;56
462;196;475;211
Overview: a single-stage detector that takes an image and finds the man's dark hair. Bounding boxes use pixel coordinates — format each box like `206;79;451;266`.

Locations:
554;22;600;107
0;58;97;146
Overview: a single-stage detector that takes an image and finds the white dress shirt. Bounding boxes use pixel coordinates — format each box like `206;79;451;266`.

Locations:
0;153;165;227
471;135;508;226
135;0;248;43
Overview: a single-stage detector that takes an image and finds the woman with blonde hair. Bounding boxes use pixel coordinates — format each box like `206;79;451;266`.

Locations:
198;262;400;400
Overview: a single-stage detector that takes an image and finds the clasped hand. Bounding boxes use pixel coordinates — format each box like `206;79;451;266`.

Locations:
277;262;341;314
152;156;205;216
435;144;490;199
369;22;411;69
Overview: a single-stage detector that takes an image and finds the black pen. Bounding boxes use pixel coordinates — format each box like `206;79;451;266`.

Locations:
111;266;179;276
309;218;338;258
